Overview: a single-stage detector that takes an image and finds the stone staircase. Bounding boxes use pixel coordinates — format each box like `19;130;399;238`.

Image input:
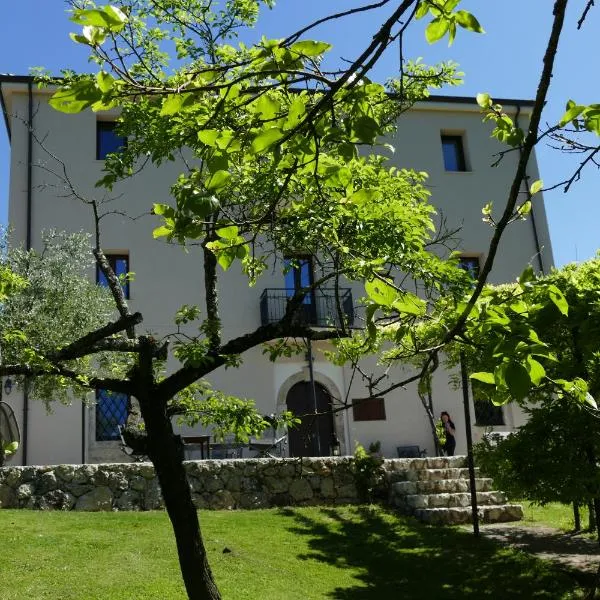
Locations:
388;456;523;525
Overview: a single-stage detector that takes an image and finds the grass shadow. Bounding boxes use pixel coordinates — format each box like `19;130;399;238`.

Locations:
278;506;580;599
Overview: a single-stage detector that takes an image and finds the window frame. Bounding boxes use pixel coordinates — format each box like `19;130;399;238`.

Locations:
96;120;127;160
473;396;505;426
95;388;129;442
458;255;481;281
352;397;386;422
96;253;130;299
441;134;467;172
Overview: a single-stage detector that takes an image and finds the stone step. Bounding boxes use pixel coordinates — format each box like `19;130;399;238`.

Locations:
392;478;495;495
414;503;523;525
400;491;507;509
404;467;479;482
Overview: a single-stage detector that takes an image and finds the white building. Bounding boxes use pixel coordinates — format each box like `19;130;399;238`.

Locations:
0;75;553;465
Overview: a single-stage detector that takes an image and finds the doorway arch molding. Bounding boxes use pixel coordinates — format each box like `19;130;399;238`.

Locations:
276;370;347;455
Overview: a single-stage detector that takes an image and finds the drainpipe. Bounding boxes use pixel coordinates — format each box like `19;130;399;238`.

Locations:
307;339;322;456
514;103;545;274
22;81;34;465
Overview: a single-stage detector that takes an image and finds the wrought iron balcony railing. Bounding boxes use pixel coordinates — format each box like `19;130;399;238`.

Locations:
260;288;354;328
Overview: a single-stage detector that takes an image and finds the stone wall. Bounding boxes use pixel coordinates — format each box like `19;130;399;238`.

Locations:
0;457;415;511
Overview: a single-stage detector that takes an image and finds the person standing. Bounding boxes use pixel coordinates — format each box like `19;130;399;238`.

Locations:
440;411;456;456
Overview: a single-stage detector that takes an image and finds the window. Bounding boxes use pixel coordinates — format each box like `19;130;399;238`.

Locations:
441;134;467;171
458;255;480;281
352;397;386;421
284;255;316;323
97;253;130;299
95;389;129;441
96;121;127;160
474;398;505;426
284;256;314;298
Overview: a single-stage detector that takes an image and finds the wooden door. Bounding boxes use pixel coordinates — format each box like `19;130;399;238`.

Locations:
286;381;333;457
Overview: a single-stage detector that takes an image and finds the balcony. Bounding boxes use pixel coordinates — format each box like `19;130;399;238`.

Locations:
260;288;354;328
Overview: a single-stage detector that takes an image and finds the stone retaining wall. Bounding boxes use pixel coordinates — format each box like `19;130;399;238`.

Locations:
0;457;425;511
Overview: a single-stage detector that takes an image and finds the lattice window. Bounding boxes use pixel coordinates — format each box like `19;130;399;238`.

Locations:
95;389;128;441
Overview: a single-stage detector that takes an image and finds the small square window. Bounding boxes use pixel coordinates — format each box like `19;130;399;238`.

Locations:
474;399;505;426
441;134;467;171
96;121;127;160
352;397;386;421
458;255;480;280
97;253;130;299
95;389;129;441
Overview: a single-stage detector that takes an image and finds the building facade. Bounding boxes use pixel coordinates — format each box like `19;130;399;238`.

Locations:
0;75;553;465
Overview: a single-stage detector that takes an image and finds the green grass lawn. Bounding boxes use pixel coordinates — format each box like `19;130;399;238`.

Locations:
0;506;582;600
517;500;594;533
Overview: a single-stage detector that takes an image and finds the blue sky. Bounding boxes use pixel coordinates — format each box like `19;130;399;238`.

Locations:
0;1;598;267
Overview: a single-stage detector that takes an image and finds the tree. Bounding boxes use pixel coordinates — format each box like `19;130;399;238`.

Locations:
2;0;594;598
463;257;600;598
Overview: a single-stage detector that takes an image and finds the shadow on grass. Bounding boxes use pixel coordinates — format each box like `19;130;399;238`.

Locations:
278;506;579;599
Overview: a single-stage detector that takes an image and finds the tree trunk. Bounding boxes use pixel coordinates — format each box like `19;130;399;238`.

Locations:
134;338;221;600
140;389;221;600
590;502;597;532
573;502;581;532
418;386;441;456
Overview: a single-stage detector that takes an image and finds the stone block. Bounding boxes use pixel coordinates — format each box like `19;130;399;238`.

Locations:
0;484;17;508
39;490;75;511
75;486;113;511
116;490;141;511
289;479;313;503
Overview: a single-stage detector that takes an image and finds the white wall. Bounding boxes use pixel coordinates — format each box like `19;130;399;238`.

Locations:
3;87;552;464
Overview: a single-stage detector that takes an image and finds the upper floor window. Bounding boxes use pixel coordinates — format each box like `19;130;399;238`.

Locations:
97;253;130;299
441;134;467;171
458;255;481;281
96;121;127;160
284;256;314;301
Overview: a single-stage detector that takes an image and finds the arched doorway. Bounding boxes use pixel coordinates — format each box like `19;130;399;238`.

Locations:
286;381;334;457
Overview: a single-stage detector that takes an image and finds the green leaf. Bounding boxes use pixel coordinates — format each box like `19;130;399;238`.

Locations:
365;278;397;307
49;81;102;114
518;200;532;217
454;10;485;33
505;361;531;401
290;40;332;57
71;6;127;31
425;18;450;44
216;225;239;240
518;265;535;286
160;93;195;116
415;1;429;20
392;293;426;316
153;225;172;239
476;93;492;109
198;129;220;147
348;189;381;205
251;127;284;153
255;95;280;120
470;372;495;385
83;25;107;46
96;71;114;93
526;356;546;386
530;179;543;195
547;284;568;316
153;203;175;218
284;97;306;130
559;102;586;126
352;116;379;144
205;170;231;191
